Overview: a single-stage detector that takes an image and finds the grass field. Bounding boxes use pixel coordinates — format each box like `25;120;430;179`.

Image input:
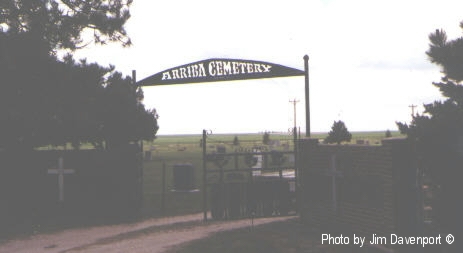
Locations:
140;131;403;218
141;132;301;217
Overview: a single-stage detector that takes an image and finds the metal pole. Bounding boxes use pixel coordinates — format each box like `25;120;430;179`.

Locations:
132;70;137;86
303;55;310;137
202;129;207;221
409;104;417;117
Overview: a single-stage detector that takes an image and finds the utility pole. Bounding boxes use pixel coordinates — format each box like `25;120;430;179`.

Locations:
409;104;417;117
289;98;300;128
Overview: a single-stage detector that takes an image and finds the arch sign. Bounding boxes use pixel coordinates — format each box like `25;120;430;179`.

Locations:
136;56;311;136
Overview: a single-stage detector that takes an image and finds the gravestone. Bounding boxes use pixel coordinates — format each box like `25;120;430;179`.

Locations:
271;140;281;149
283;144;290;151
216;145;226;153
172;163;198;192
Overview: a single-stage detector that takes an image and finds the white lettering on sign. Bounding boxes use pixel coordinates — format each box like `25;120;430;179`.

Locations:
161;61;272;81
162;63;207;80
208;61;272;76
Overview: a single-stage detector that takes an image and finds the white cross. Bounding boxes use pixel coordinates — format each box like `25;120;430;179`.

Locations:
327;154;343;211
48;157;75;202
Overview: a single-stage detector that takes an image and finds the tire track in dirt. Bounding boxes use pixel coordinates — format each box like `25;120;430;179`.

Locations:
0;214;295;253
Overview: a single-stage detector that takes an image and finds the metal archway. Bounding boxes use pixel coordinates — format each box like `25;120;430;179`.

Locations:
134;56;311;136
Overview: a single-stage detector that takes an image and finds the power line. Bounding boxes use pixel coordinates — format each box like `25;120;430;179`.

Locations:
409;104;417;117
289;98;300;128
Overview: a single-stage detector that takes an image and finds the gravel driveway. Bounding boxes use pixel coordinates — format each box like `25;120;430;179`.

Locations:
0;214;295;253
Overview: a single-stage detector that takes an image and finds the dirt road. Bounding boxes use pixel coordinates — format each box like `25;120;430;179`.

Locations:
0;214;295;253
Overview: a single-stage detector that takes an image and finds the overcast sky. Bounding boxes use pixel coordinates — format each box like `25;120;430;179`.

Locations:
74;0;463;135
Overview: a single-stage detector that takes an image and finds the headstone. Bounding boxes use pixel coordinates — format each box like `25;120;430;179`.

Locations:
47;157;75;202
216;145;226;153
172;163;198;192
283;142;290;151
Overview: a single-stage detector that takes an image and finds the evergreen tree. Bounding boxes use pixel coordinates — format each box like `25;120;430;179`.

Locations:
398;26;463;138
397;22;463;242
0;1;159;150
233;135;239;146
385;129;392;138
324;120;352;145
0;0;132;52
262;131;270;145
0;33;158;150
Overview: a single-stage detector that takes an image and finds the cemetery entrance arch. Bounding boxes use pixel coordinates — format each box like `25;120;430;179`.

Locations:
135;57;311;136
136;57;310;220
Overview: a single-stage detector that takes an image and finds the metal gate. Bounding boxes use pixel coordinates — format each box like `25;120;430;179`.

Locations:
201;128;300;221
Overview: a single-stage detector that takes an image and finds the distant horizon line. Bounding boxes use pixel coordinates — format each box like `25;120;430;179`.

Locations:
156;130;401;136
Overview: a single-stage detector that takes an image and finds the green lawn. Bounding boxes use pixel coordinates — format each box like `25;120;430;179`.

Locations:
140;132;299;218
140;131;403;218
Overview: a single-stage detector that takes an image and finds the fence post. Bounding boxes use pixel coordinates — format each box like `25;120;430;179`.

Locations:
293;126;299;215
161;161;166;216
202;130;207;221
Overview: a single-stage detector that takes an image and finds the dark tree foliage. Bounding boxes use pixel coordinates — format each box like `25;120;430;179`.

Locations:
385;129;392;138
262;131;270;145
324;120;352;145
398;25;463;139
233;135;239;146
102;71;158;149
0;32;158;151
0;0;132;52
0;1;159;150
397;22;463;242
